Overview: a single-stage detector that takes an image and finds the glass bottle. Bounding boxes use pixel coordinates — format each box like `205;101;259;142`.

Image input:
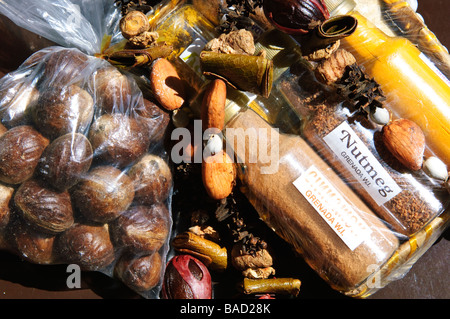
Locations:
323;0;450;169
150;1;401;293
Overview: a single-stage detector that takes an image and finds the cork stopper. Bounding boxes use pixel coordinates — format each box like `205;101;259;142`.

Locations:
323;0;356;16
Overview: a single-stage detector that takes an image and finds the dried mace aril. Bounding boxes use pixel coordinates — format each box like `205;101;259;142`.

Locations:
162;255;212;299
263;0;330;35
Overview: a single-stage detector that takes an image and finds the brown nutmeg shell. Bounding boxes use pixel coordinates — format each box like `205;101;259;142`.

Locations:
110;204;171;254
14;179;74;234
114;252;163;292
41;48;90;88
33;85;94;140
71;165;134;223
135;98;170;143
11;218;56;265
0;125;49;185
93;67;133;114
128;154;172;205
37;133;93;191
55;223;115;271
88;113;150;168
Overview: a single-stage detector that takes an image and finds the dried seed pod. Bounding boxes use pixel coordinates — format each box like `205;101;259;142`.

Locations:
114;252;163;292
0;125;49;185
162;254;212;299
37;133;93;191
0;80;39;128
55;223;115;271
14;179;74;234
33;85;94;140
423;156;448;181
71;165;134;223
149;58;186;111
93;67;132;114
12;218;56;265
201;79;227;132
41;48;90;87
128;154;172;205
240;277;301;296
263;0;330;35
110;204;171;254
88;113;150;168
382;118;425;171
120;10;150;39
202;150;236;200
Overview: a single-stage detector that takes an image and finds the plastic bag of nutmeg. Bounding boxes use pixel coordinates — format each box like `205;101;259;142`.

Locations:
0;0;176;299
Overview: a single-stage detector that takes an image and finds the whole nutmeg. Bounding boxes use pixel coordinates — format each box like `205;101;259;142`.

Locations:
128;154;172;205
14;179;74;234
88;113;150;168
55;223;115;271
263;0;330;35
71;165;134;223
0;125;49;185
135;98;170;143
0;80;39;128
11;218;56;265
41;48;90;87
37;133;93;191
110;203;171;253
33;85;94;140
93;67;132;114
162;255;212;299
114;252;163;292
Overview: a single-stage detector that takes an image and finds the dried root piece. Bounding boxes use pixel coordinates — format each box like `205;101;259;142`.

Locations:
315;48;356;85
128;31;159;48
204;29;255;56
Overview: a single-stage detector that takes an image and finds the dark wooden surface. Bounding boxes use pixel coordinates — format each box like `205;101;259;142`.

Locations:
0;0;448;300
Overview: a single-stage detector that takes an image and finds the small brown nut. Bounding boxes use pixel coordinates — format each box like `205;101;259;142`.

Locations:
93;67;132;114
382;118;426;171
128;154;172;205
12;219;56;265
88;113;150;168
135;98;170;143
41;48;90;88
0;80;39;128
71;165;135;223
37;133;93;191
202;150;235;200
120;10;150;39
0;125;49;185
33;85;94;140
114;252;163;292
0;183;14;229
201;79;227;132
55;223;115;271
150;58;186;111
110;203;171;254
14;179;74;234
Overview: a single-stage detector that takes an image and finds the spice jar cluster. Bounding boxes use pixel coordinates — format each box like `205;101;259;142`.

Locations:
0;0;448;299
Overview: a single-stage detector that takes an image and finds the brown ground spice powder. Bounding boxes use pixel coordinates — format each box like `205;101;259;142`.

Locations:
279;71;447;236
225;108;399;291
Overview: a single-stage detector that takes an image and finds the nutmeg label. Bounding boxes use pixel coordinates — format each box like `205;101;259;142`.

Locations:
293;165;372;251
323;121;401;206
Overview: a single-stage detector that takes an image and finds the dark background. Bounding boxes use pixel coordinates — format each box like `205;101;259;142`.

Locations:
0;0;449;299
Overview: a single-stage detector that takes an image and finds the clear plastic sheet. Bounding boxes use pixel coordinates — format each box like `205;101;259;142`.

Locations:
0;0;173;299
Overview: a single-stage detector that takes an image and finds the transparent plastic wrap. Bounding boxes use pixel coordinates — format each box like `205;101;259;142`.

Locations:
147;0;449;297
0;0;173;299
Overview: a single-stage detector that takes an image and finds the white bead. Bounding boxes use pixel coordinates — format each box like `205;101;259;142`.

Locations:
204;134;223;156
423;156;448;181
369;107;390;125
